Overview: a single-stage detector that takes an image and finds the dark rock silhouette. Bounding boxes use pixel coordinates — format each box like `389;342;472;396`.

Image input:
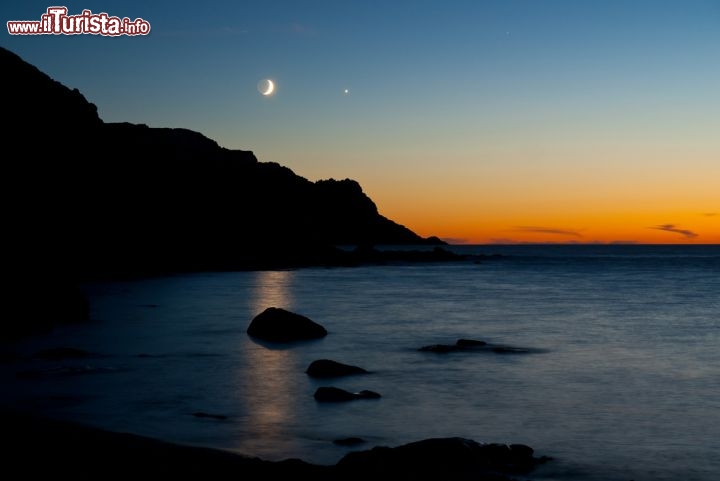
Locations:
418;339;534;354
314;387;381;402
334;437;550;480
247;307;328;343
306;359;369;378
2;45;448;282
3;46;101;136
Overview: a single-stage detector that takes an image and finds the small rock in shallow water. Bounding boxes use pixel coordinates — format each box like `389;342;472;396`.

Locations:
314;387;381;402
455;338;487;347
418;338;535;355
306;359;368;378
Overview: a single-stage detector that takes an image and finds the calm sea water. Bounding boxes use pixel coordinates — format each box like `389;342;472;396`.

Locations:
1;245;718;481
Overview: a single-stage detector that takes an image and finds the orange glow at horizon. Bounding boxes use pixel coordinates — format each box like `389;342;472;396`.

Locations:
401;214;719;245
355;144;719;245
382;196;719;244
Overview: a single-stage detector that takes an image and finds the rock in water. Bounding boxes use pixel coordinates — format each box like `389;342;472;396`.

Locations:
306;359;368;378
314;387;381;402
418;338;534;354
247;307;328;342
314;387;358;402
455;339;487;347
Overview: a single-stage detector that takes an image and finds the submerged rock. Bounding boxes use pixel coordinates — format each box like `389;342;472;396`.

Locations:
314;387;381;402
306;359;369;378
455;338;487;347
418;338;533;354
247;307;328;342
491;346;531;354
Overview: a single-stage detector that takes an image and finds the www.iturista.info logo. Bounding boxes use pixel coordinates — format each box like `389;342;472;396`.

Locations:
7;6;150;36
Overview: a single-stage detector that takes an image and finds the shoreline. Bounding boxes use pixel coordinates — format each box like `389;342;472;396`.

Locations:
2;408;332;480
2;408;549;480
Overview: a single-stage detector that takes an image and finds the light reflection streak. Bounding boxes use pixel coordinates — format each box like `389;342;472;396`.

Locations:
250;269;294;316
240;270;300;457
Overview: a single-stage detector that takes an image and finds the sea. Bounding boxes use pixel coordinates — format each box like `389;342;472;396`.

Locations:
1;244;718;481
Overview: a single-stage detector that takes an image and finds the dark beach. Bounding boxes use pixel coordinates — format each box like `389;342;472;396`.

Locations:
2;407;548;481
2;408;330;480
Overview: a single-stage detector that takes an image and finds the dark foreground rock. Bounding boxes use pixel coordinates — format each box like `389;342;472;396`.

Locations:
306;359;369;378
247;307;328;342
2;409;550;481
314;387;382;402
334;437;551;480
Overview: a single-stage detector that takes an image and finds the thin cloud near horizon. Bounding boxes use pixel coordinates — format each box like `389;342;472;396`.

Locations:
512;226;583;238
650;224;698;239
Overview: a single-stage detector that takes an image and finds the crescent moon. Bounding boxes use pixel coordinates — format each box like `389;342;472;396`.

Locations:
261;79;275;96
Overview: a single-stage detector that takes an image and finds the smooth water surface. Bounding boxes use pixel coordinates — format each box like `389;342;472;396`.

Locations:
1;245;718;481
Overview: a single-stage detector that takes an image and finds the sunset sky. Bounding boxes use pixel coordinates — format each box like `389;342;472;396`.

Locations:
3;1;718;244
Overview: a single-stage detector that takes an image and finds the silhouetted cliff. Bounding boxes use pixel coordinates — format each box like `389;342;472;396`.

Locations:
1;46;445;278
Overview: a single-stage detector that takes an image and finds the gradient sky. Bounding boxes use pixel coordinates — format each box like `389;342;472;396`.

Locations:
3;0;718;244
